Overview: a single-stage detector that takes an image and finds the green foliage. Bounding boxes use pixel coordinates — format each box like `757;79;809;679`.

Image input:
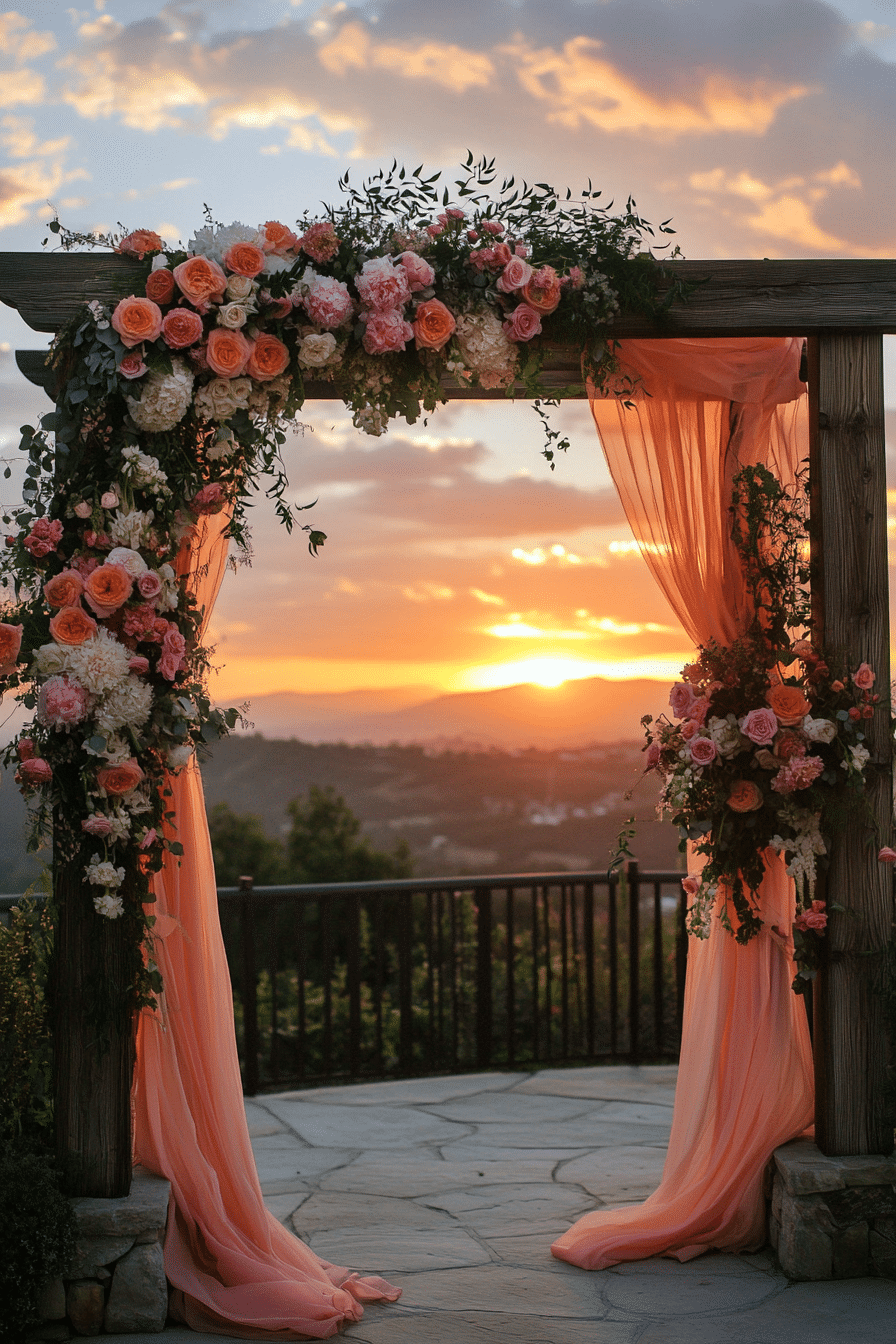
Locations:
0;888;53;1146
208;802;286;886
0;1144;75;1343
284;786;413;884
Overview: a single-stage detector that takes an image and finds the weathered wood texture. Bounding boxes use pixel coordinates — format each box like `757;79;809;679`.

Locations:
52;852;136;1197
2;254;896;337
809;333;894;1157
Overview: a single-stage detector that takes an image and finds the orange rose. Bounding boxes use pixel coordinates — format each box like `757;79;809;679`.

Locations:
262;220;299;254
521;265;562;315
44;569;85;608
145;268;176;305
206;327;253;377
48;606;97;645
246;333;290;381
222;242;266;278
173;256;227;310
97;759;145;795
727;779;764;813
413;298;456;351
0;621;23;674
84;563;133;617
766;683;811;726
117;229;164;259
111;295;163;349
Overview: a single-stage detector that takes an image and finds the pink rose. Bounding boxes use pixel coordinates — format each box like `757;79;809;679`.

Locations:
356;257;410;311
17;757;52;788
740;707;778;746
727;779;764;813
688;696;710;727
566;265;586;289
301;275;354;329
680;720;698;740
137;570;163;602
413;299;456;351
397;251;435;292
426;223;444;238
791;639;815;660
0;621;24;675
118;350;148;380
503;303;542;342
688;737;718;767
262;220;300;255
496;257;534;293
682;875;701;898
645;739;661;769
97;759;145;795
23;518;63;559
878;847;896;864
361;309;414;355
299;221;341;263
16;738;35;761
128;655;150;674
669;681;698;719
82;814;113;837
853;662;875;689
161;308;205;350
521;265;562;315
117;229;163;259
74;501;92;519
481;219;504;236
190;483;225;515
794;901;827;932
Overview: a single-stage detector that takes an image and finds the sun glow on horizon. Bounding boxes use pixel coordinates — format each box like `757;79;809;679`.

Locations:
459;655;695;693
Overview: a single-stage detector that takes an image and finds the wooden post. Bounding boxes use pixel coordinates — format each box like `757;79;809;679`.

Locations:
52;848;135;1197
809;333;894;1156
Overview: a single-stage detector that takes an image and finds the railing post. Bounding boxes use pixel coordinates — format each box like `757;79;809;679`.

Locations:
627;860;640;1064
476;887;493;1067
398;891;414;1073
239;875;260;1097
584;880;595;1058
346;894;361;1077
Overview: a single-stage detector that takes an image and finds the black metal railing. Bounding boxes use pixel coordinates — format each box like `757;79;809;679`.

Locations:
216;863;687;1095
1;862;688;1095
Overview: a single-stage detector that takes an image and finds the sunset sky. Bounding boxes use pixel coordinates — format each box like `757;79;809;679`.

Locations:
1;0;894;704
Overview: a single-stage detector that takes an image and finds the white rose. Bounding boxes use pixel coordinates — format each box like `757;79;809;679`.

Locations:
225;274;256;302
106;546;148;578
298;333;339;368
706;714;743;759
217;302;249;330
33;643;68;676
804;716;837;744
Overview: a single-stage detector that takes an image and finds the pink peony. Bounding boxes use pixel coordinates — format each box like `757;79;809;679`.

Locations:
82;814;113;837
361;308;414;355
853;662;875;690
496;257;534;293
17;757;52;788
356;257;410;312
566;265;586;289
771;754;824;794
682;875;701;897
397;251;435;292
688;736;718;767
118;350;148;380
23;518;63;559
123;603;162;639
740;707;778;746
37;674;91;729
521;265;562;315
301;275;354;329
503;303;542;342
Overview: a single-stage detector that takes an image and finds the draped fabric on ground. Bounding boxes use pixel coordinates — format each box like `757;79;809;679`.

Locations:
552;338;814;1270
132;512;400;1339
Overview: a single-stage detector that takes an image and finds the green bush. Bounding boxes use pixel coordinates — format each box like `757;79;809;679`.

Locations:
0;889;53;1145
0;1144;75;1343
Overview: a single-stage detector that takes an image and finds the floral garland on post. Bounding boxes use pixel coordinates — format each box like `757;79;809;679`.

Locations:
0;157;685;1017
639;465;885;991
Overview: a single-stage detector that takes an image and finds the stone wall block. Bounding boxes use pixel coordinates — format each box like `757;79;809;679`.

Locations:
37;1277;66;1321
104;1242;168;1334
71;1167;170;1239
65;1281;104;1336
832;1220;869;1278
777;1191;833;1280
832;1156;896;1186
774;1140;846;1196
870;1229;896;1277
65;1234;134;1279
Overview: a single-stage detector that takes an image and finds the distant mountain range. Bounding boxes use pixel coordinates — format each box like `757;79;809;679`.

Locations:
228;676;669;750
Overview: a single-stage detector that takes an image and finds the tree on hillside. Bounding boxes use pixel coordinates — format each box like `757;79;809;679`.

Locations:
208;802;286;886
285;786;413;884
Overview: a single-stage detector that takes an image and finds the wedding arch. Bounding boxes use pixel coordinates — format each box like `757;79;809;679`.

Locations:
0;168;893;1229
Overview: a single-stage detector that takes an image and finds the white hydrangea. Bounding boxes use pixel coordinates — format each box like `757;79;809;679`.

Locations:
106;546;148;578
454;310;518;389
94;893;125;919
95;677;154;734
120;446;170;495
86;855;125;889
65;628;131;695
127;359;194;433
108;508;155;549
187;221;263;263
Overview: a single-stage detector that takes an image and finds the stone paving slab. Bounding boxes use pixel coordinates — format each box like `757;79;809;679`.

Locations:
305;1224;493;1272
420;1092;598;1124
270;1072;529;1106
261;1098;470;1147
320;1151;562;1195
346;1309;640;1344
458;1118;672;1148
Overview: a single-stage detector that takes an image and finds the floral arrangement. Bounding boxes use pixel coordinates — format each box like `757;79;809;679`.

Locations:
640;465;883;990
0;156;684;1018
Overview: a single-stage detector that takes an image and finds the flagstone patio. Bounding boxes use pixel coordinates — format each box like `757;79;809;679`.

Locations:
87;1065;896;1344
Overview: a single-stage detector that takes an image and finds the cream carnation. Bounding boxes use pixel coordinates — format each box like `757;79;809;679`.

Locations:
127;359;194;433
65;627;131;695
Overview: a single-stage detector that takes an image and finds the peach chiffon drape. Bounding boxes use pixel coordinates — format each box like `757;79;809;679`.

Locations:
552;338;814;1270
132;512;400;1339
